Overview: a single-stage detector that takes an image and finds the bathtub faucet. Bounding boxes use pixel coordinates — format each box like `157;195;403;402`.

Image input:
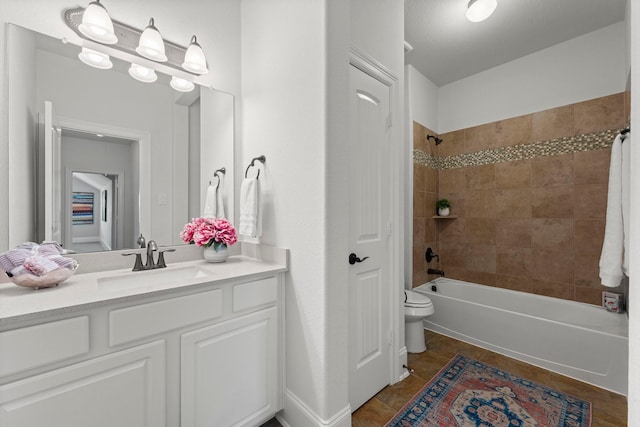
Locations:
427;268;445;277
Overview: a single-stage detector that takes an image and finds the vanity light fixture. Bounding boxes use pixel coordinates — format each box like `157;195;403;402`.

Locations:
78;47;113;69
136;18;168;62
466;0;497;22
78;0;118;44
170;76;195;92
65;5;210;92
128;63;158;83
182;36;208;75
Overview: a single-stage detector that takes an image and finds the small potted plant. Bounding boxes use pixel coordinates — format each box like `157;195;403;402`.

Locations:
436;199;451;216
180;217;238;263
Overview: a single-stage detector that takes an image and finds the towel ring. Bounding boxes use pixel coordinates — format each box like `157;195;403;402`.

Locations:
210;167;226;187
245;155;266;178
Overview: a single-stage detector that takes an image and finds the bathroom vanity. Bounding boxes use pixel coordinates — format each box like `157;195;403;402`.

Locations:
0;244;288;427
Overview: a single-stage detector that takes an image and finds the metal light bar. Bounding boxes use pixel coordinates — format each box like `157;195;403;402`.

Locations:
64;7;200;76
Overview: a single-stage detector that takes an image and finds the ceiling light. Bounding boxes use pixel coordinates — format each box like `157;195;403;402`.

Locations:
182;35;208;74
78;0;118;44
78;47;113;69
170;76;195;92
136;18;167;62
466;0;497;22
128;63;157;83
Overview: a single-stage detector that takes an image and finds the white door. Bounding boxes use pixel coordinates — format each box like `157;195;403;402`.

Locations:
348;65;392;410
40;100;62;243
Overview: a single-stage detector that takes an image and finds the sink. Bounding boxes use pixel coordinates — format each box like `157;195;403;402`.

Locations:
97;266;211;291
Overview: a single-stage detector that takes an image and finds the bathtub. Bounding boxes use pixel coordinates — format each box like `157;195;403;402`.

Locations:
414;277;628;395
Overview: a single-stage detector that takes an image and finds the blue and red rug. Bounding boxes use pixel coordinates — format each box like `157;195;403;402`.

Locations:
386;354;591;427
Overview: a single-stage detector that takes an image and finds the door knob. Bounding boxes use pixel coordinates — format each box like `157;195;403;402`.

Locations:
348;253;370;265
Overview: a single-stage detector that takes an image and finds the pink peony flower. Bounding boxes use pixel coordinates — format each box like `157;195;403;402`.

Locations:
180;217;237;249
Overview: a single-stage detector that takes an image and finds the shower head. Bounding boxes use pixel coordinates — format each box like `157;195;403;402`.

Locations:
426;134;443;145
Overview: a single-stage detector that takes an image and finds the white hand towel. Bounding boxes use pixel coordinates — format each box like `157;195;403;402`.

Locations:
599;134;630;287
215;179;226;219
239;177;261;239
202;185;217;218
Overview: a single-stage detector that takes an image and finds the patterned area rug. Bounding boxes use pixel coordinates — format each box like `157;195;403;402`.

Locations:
386;354;591;427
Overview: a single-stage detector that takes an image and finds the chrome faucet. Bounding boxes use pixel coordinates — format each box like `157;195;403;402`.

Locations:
146;240;158;268
122;239;176;271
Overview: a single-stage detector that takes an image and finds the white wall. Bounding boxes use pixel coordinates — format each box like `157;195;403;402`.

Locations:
242;0;403;425
241;0;334;422
406;65;438;131
438;22;627;133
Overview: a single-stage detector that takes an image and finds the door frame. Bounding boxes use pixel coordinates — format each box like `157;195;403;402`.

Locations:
55;116;151;242
349;46;404;387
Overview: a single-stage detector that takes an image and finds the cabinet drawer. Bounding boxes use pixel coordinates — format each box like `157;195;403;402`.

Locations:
109;289;222;346
232;277;278;312
0;316;89;377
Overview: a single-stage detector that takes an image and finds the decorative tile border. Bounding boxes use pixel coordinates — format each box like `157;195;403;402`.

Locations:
413;128;621;170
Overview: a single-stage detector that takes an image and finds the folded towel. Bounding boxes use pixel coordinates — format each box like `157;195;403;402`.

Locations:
202;184;217;218
216;179;226;219
599;134;630;287
0;242;77;277
239;177;261;239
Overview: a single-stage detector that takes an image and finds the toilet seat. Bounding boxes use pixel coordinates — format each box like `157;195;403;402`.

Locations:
404;290;433;308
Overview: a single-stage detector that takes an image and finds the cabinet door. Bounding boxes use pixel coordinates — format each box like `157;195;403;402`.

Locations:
0;341;165;427
181;307;278;427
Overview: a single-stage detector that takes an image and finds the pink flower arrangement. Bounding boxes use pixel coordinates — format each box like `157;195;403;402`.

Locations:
180;217;238;251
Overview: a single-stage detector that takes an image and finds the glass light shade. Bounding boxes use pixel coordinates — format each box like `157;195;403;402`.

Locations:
182;36;208;75
466;0;497;22
136;18;167;62
170;76;195;92
78;0;118;44
128;63;157;83
78;47;113;69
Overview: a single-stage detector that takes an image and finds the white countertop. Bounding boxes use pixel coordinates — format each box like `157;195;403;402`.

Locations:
0;244;288;325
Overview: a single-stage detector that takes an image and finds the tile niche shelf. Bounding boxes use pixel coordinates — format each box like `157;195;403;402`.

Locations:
432;215;458;219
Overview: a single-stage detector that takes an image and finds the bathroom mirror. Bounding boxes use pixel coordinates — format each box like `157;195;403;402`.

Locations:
6;23;234;253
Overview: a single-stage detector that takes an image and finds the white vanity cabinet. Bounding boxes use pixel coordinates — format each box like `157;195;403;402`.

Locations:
0;339;166;427
0;272;284;427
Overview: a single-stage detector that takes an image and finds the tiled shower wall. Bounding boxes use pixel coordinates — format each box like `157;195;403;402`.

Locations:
412;92;630;305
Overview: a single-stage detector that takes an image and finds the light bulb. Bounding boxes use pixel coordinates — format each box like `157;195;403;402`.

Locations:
78;47;113;69
78;0;118;44
136;18;167;62
170;76;195;92
182;35;208;74
128;63;157;83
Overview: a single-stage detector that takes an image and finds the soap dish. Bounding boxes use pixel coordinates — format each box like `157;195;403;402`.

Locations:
8;265;79;290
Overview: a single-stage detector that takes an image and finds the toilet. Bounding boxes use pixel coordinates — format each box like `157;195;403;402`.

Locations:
404;289;435;353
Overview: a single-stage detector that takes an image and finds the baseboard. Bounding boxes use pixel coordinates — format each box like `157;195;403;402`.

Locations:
279;389;351;427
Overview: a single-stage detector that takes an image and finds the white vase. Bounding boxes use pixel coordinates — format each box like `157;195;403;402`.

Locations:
438;207;450;217
203;245;229;263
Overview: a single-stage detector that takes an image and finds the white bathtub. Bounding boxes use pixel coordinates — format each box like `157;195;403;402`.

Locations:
414;277;628;395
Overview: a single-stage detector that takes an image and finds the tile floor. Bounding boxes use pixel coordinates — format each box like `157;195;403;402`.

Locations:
262;329;627;426
351;330;628;427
